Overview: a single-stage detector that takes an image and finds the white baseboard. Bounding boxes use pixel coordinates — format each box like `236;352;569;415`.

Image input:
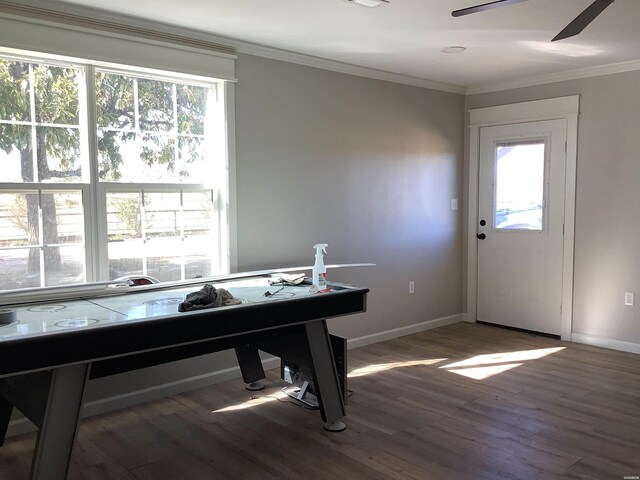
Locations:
463;313;475;323
571;333;640;354
347;314;463;350
6;314;463;438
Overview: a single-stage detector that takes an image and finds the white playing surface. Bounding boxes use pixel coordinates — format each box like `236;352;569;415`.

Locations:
0;277;313;341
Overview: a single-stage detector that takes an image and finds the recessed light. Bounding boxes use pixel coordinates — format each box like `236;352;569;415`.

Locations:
347;0;389;8
441;46;466;54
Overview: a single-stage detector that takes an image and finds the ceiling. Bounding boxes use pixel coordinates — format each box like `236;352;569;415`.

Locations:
51;0;640;91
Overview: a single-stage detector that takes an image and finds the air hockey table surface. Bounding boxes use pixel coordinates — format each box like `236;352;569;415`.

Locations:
0;272;369;480
0;276;331;341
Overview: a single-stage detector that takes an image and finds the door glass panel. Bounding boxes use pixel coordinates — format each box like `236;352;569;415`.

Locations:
494;140;546;231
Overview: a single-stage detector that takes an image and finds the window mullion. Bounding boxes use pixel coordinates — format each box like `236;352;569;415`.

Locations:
37;190;45;287
28;64;38;183
83;64;104;282
179;189;186;281
141;189;148;276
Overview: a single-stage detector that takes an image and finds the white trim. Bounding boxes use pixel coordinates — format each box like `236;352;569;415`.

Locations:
466;96;579;341
467;59;640;95
347;314;463;350
235;48;465;95
0;0;235;59
0;11;236;82
469;96;580;126
571;333;640;355
225;82;238;273
561;113;578;340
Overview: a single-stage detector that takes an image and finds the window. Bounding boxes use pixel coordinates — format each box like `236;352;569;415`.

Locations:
494;139;547;231
0;54;230;292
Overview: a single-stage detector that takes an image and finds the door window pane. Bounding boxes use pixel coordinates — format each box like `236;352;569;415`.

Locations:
495;140;546;231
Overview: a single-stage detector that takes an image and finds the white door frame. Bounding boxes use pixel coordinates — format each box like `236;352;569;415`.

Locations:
466;96;579;341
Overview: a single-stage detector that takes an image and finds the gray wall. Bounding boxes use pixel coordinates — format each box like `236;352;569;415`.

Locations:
235;54;465;339
85;54;465;406
465;70;640;345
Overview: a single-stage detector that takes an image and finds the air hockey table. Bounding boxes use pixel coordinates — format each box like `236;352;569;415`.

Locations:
0;271;369;480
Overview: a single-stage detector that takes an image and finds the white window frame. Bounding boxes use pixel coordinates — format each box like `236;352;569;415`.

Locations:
0;50;234;297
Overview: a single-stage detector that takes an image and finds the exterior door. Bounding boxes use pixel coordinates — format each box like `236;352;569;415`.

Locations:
477;119;566;335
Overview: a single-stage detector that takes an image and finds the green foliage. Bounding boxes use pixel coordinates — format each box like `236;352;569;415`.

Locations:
0;56;211;277
0;60;30;122
0;60;80;177
110;194;143;239
7;193;29;237
1;60;209;182
33;65;79;125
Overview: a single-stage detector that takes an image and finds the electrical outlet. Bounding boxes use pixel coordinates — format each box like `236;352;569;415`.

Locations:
409;281;415;294
450;199;458;211
624;292;634;306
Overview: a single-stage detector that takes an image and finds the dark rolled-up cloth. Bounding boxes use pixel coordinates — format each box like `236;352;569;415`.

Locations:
178;284;242;312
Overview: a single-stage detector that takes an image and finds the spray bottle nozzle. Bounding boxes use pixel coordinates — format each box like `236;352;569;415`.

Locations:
313;243;328;255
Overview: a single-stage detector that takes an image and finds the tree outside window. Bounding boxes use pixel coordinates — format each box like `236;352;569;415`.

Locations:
0;56;225;291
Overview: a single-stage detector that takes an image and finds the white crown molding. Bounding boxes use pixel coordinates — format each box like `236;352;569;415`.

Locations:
230;42;466;94
0;0;235;57
466;59;640;95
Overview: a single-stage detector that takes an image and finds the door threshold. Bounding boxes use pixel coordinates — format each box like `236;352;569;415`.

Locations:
476;321;561;340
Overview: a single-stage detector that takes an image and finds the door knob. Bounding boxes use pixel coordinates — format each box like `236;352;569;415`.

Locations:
476;233;486;240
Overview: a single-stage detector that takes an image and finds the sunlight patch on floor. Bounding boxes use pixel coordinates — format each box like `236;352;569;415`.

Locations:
446;363;523;380
212;390;288;413
440;346;565;380
348;358;447;378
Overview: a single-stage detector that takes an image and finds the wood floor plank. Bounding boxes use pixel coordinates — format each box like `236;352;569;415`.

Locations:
1;322;639;479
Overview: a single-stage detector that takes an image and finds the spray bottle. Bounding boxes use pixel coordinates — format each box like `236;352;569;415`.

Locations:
311;243;328;291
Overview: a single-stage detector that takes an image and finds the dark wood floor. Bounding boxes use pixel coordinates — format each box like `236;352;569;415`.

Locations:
2;322;639;479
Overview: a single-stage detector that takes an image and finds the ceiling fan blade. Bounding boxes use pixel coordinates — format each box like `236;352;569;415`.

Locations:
552;0;614;41
452;0;529;17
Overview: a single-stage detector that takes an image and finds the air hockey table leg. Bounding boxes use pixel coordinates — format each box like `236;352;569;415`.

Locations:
234;345;265;391
304;320;346;432
30;363;90;480
0;396;12;446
